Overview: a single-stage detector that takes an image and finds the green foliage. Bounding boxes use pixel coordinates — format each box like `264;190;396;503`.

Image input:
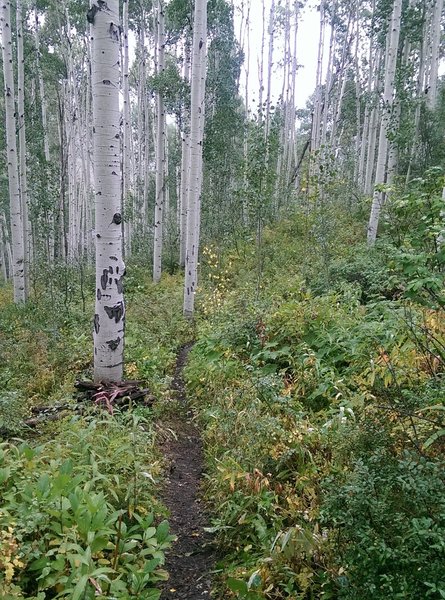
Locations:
0;392;26;436
322;450;445;600
0;266;191;596
384;169;445;308
186;211;445;599
0;412;173;599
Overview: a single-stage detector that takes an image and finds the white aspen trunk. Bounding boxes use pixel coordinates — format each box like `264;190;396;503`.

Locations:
1;0;26;303
353;8;361;185
364;48;381;194
16;0;30;295
367;0;402;245
0;214;12;279
122;0;131;255
85;39;94;264
179;41;191;267
183;0;207;319
311;4;325;154
358;12;376;191
427;0;443;109
330;12;354;144
405;5;428;184
258;0;265;121
285;1;299;188
34;9;50;163
242;0;251;225
320;17;335;147
136;24;146;233
264;0;275;141
0;217;6;281
164;130;170;236
90;0;125;383
153;0;166;283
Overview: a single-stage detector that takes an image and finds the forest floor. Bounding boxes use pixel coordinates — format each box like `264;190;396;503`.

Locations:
160;343;215;599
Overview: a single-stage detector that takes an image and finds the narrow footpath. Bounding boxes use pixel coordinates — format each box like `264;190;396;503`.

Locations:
161;343;215;599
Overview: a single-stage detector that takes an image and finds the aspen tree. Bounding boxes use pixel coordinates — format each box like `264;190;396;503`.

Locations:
0;0;26;303
367;0;402;245
427;0;443;109
183;0;207;319
89;0;125;383
122;0;131;255
16;0;30;289
311;4;325;154
153;0;166;283
179;39;191;268
264;0;275;142
258;0;266;121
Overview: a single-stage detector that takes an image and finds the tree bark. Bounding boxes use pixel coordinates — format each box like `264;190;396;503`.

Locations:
183;0;207;319
90;0;125;383
0;0;26;303
153;0;166;283
367;0;402;245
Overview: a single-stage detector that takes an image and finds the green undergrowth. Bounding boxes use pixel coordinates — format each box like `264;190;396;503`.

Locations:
0;266;192;598
186;211;445;599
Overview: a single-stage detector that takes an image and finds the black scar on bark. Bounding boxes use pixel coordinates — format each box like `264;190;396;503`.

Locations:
110;256;118;261
115;276;124;294
94;314;100;334
112;213;122;225
104;302;124;323
97;288;102;301
86;4;98;24
109;23;120;41
107;337;121;351
101;269;109;290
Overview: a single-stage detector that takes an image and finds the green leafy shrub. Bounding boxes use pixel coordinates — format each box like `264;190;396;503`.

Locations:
322;449;445;600
0;413;173;599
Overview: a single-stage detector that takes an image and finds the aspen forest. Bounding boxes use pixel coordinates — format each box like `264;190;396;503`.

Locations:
1;0;445;597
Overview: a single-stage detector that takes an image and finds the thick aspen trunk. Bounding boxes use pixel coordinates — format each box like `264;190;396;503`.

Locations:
367;0;402;245
183;0;207;319
90;0;125;383
1;0;26;303
153;0;166;283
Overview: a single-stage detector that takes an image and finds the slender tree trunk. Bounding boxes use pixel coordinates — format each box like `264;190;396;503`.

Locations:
90;0;125;383
153;0;166;283
1;0;26;303
427;0;443;109
179;40;191;267
34;8;50;163
16;0;30;294
258;0;265;121
264;0;275;141
311;4;325;154
183;0;207;318
367;0;402;245
122;0;131;256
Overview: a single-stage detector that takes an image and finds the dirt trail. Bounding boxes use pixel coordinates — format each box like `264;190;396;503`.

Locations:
161;343;214;599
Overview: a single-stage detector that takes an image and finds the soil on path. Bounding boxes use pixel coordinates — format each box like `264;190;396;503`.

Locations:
161;343;215;599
